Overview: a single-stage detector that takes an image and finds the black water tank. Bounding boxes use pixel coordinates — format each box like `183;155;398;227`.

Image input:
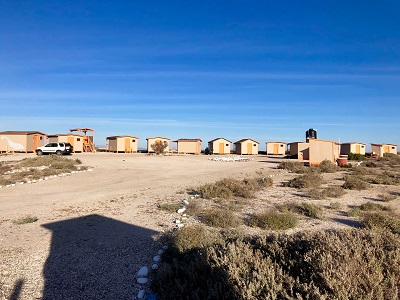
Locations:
306;128;317;139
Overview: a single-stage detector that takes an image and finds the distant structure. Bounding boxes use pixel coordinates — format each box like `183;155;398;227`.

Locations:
370;143;398;157
173;139;202;154
106;136;139;153
306;128;317;140
207;138;231;155
69;128;95;152
0;131;46;153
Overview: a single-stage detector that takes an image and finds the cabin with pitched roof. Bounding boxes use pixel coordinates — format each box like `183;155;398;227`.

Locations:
208;138;231;154
234;138;259;155
370;143;398;157
340;142;366;156
146;137;170;153
174;139;202;154
106;136;139;153
48;134;84;153
266;142;286;155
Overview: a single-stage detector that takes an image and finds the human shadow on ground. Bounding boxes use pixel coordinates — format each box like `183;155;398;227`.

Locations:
42;214;159;300
9;279;23;300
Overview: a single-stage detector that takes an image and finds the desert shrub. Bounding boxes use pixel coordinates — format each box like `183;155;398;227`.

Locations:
352;166;376;175
18;155;80;168
0;178;14;186
151;141;168;154
277;161;306;173
342;175;369;190
328;202;342;209
247;212;298;230
158;202;182;212
365;161;377;168
195;177;272;199
348;152;367;161
276;202;302;214
377;193;397;202
348;207;362;217
184;200;201;216
361;212;400;235
314;159;339;173
285;173;324;189
306;185;346;199
200;209;241;228
153;229;400;300
369;171;399;185
13;215;38;225
359;202;390;212
300;202;323;219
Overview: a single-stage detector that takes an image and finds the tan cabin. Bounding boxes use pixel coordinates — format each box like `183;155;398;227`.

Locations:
308;138;340;166
0;131;46;153
48;134;84;153
69;128;95;152
146;137;170;153
234;138;259;155
208;138;231;154
288;142;309;160
266;142;286;155
340;142;366;156
174;139;202;154
370;143;398;157
106;136;139;153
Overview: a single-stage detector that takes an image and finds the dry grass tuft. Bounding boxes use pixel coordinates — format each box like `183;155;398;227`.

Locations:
306;185;346;199
342;175;370;190
13;215;38;225
247;211;298;230
285;173;324;189
200;209;241;228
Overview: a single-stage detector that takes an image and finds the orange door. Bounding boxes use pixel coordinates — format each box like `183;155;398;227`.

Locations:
384;146;389;153
68;136;74;146
33;135;39;151
355;145;360;154
125;138;130;153
273;144;279;155
219;143;224;154
247;143;252;154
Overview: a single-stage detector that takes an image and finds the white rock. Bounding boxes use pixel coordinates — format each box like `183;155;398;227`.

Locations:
137;266;149;278
182;213;187;217
175;219;181;224
190;196;195;199
181;217;188;221
151;263;158;270
177;207;186;214
176;223;184;228
183;199;189;206
153;255;161;262
39;178;43;181
137;278;148;284
137;290;145;299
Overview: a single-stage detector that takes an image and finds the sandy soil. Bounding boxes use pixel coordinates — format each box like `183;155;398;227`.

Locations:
0;153;398;299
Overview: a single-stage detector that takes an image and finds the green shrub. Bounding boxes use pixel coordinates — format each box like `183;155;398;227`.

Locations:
348;207;362;217
158;202;182;212
328;202;342;209
286;173;324;189
247;212;298;230
368;171;399;185
359;202;390;212
361;212;400;235
300;202;323;219
348;152;367;161
314;159;339;173
306;185;346;199
200;209;241;228
342;175;370;190
13;215;38;225
377;193;397;202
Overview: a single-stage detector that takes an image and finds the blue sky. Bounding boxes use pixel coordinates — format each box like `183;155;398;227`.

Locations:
0;1;399;149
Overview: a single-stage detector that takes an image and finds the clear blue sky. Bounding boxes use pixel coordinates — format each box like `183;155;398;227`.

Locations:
1;1;399;150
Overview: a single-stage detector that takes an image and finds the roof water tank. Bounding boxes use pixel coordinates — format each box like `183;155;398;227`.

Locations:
306;128;317;140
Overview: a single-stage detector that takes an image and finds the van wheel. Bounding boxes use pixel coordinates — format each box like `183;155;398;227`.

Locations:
56;150;62;155
36;150;43;156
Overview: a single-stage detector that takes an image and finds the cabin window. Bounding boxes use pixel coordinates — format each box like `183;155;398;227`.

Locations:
226;144;228;146
132;139;135;142
77;138;81;141
40;137;43;140
280;144;284;147
361;145;364;148
253;144;256;146
392;146;395;149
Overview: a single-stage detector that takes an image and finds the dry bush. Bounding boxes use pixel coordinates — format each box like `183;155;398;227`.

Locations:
13;215;38;225
277;161;306;173
18;155;79;168
369;171;400;185
200;209;241;228
247;211;298;230
158;202;182;212
307;185;346;199
153;229;400;300
195;176;273;199
285;173;324;189
300;202;323;219
348;207;362;217
361;212;400;235
184;200;201;216
276;202;303;214
377;193;397;202
360;202;391;212
365;161;378;168
328;202;342;209
352;166;377;175
342;175;370;190
0;178;13;186
314;159;339;173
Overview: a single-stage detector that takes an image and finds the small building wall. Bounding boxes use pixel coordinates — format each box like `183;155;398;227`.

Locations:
266;142;286;155
208;138;231;154
106;136;138;153
175;139;202;154
48;134;84;153
0;131;46;153
146;137;170;153
288;142;309;160
234;139;259;155
340;143;366;155
308;139;337;165
371;144;398;157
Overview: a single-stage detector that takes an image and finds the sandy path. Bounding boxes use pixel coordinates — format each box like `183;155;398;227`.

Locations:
0;153;281;300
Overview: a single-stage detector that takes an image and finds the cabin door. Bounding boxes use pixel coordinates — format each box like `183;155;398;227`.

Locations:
247;143;252;154
33;135;39;151
125;138;130;153
355;145;360;154
384;145;390;153
273;144;279;155
68;136;74;146
219;143;224;154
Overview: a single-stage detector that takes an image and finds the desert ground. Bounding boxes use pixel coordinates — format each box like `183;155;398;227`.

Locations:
0;153;399;299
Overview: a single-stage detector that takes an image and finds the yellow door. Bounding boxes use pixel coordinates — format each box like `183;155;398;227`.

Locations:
219;143;224;154
273;144;279;155
68;136;74;146
384;145;390;153
247;143;252;154
125;138;130;153
355;145;360;154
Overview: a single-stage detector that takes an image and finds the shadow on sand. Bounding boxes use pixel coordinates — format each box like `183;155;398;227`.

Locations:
41;214;158;300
